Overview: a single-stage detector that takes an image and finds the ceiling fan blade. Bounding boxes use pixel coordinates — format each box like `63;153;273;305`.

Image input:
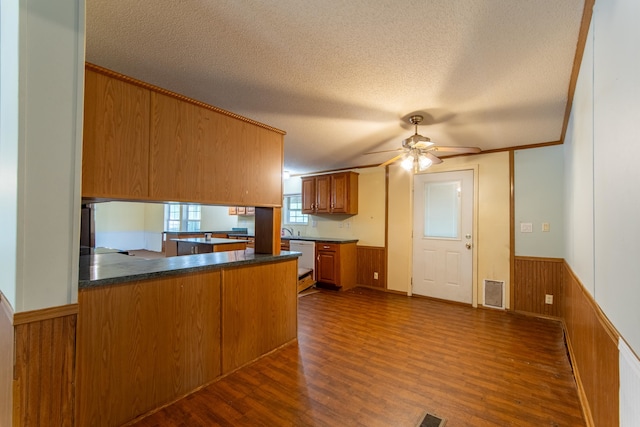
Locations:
432;146;481;154
364;148;403;155
379;153;404;167
425;152;443;164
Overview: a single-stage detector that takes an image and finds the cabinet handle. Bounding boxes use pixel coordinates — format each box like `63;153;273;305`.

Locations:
323;245;330;249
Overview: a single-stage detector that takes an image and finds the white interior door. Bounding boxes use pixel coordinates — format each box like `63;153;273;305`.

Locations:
412;170;474;303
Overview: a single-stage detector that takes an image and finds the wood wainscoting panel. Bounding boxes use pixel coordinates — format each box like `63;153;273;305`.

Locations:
0;293;14;427
563;263;619;427
221;259;297;374
13;305;77;427
513;256;563;317
76;271;221;427
357;246;386;289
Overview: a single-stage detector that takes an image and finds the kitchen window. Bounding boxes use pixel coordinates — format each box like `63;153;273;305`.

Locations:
164;204;201;232
283;195;308;225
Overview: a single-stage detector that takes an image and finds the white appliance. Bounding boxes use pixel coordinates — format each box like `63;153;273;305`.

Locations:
289;240;315;279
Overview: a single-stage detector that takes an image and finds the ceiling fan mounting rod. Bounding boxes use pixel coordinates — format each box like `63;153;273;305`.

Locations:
409;115;423;135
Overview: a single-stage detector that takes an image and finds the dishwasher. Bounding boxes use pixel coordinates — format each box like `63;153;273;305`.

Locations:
289;240;316;292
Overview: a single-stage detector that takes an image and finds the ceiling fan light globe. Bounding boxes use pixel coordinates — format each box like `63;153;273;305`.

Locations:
418;155;433;171
401;154;414;171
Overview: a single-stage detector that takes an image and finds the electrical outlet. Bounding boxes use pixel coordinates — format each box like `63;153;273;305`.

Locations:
542;222;550;232
545;294;554;304
373;272;378;280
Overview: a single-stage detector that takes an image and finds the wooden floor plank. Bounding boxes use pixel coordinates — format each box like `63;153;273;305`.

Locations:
129;287;584;427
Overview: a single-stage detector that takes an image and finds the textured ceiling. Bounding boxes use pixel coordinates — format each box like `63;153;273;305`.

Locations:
86;0;585;174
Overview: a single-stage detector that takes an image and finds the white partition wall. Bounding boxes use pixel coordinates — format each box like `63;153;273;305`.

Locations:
0;0;85;311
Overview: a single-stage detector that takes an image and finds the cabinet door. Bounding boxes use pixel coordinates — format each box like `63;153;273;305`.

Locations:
149;92;208;201
316;250;338;285
315;175;331;213
301;177;316;213
82;69;150;199
330;172;358;214
330;172;347;213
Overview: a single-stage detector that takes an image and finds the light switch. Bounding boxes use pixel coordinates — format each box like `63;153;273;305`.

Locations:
542;222;550;232
520;222;533;233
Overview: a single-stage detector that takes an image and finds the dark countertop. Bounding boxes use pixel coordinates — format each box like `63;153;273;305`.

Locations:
227;233;255;238
227;234;357;244
163;229;248;235
79;246;128;256
79;250;300;289
281;236;359;244
172;237;250;245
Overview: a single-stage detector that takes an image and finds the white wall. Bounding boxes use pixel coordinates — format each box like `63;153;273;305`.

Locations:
200;205;239;231
514;146;564;258
94;202;148;250
0;0;85;311
564;21;595;294
0;0;20;307
565;0;640;356
592;0;640;356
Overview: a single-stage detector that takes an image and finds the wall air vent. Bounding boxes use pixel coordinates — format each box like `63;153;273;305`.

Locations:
483;279;505;309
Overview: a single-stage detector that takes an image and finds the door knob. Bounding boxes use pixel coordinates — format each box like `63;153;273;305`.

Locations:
465;243;472;250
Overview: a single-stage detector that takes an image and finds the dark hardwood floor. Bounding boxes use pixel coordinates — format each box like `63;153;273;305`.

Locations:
129;287;585;426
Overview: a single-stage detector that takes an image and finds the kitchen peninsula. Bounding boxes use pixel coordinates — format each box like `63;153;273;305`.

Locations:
77;249;299;426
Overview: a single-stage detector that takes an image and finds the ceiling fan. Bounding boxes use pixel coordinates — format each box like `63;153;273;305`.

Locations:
371;115;481;172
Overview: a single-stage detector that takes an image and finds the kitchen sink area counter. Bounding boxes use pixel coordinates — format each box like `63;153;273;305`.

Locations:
280;236;359;244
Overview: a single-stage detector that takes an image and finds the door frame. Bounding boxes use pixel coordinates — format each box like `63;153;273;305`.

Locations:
410;166;479;307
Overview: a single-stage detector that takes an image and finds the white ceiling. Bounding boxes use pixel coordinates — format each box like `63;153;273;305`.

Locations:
86;0;586;174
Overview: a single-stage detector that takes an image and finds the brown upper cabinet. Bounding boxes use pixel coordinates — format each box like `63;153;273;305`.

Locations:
82;69;150;199
301;171;358;215
82;64;285;208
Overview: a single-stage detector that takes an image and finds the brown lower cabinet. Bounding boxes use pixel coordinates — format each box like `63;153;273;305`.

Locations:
76;259;297;427
315;242;357;290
